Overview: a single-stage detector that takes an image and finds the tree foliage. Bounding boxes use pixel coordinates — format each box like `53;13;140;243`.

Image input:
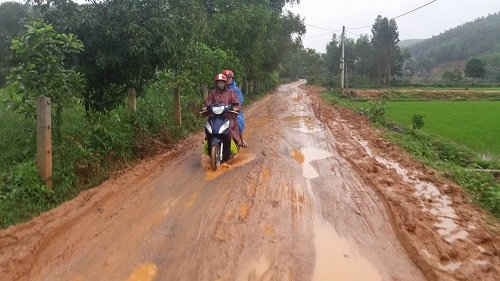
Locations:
0;1;29;85
6;20;84;115
12;0;304;110
319;16;403;87
442;69;463;82
371;16;401;85
406;12;500;80
465;58;486;78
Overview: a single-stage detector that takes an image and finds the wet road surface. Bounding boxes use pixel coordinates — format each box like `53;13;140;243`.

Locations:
1;81;428;281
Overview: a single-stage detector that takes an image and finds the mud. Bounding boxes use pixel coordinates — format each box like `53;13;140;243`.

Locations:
309;85;499;281
0;81;497;281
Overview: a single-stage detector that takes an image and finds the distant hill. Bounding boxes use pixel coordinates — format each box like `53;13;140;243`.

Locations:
406;12;500;81
399;39;424;49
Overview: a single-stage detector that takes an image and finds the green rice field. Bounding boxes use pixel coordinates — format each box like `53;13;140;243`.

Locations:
384;101;500;157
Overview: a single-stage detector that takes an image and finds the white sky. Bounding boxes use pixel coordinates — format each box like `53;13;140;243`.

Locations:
287;0;500;52
3;0;500;53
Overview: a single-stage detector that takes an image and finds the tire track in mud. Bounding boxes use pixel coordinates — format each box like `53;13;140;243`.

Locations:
1;81;496;281
308;85;499;281
277;82;426;281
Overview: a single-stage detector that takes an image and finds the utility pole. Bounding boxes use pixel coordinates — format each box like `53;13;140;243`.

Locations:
340;25;345;91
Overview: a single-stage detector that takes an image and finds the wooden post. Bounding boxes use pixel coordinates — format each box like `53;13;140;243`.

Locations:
127;87;137;112
36;96;52;188
244;79;249;96
174;87;182;127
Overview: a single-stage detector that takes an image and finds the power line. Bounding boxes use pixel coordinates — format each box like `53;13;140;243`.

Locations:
304;0;439;39
305;23;342;33
348;25;372;31
345;0;439;32
392;0;439;20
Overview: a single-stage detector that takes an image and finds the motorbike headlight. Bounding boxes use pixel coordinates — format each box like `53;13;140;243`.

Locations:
205;121;212;134
218;120;230;134
212;105;225;115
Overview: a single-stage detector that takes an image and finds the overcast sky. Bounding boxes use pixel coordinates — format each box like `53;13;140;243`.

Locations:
287;0;500;52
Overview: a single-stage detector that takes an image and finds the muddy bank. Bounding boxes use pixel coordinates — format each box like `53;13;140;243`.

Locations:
309;85;500;281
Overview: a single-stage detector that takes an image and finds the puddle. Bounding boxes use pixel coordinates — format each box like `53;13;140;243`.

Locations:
294;126;323;135
301;147;333;179
439;262;462;272
473;259;489;266
282;114;323;135
236;255;271;281
313;220;382;281
125;263;158;281
202;151;256;181
282;115;314;123
354;136;469;244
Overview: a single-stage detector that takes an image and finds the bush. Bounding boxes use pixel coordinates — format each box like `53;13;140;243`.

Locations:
0;161;54;226
359;100;386;124
0;70;208;228
411;114;424;130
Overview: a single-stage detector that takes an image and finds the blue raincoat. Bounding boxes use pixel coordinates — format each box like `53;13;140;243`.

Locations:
227;80;245;132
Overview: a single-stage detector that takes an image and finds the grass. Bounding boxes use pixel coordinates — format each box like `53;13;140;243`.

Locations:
392;86;500;91
0;76;276;229
385;101;500;157
322;91;500;217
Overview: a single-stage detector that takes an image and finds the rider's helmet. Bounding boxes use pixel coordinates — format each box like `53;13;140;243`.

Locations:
222;69;234;79
214;73;228;82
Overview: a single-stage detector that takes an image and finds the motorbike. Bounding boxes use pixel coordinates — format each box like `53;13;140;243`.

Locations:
200;104;240;171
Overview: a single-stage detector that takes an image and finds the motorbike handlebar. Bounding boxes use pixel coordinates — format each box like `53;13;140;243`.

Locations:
200;105;239;116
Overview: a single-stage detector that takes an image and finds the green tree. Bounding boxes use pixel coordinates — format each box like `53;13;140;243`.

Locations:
353;35;374;78
31;0;304;109
442;69;463;82
208;1;304;89
465;58;486;78
6;20;85;138
34;0;206;111
371;15;402;85
408;12;500;75
0;1;29;85
325;34;341;77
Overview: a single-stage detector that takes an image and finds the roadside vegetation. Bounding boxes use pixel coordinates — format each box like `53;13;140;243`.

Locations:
286;11;500;217
0;0;304;228
322;91;500;217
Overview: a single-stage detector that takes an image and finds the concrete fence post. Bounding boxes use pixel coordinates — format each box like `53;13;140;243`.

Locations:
36;96;52;188
174;87;182;127
127;87;137;112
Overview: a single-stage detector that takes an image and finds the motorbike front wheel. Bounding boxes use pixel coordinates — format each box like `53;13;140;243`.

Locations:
210;144;221;171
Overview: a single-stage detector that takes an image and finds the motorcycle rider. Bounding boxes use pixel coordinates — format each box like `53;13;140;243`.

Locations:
205;73;242;147
223;69;247;147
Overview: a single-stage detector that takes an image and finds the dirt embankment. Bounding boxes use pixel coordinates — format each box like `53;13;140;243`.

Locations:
308;85;500;281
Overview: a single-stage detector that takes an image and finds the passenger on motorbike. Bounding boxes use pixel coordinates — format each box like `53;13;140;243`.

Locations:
205;73;242;147
222;69;247;147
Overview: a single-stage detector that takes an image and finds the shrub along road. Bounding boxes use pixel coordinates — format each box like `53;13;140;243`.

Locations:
0;81;498;281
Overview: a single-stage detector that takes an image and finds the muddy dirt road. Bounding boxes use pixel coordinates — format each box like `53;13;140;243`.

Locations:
1;81;498;281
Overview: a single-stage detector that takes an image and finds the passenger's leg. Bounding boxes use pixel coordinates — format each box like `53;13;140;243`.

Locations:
238;113;248;147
